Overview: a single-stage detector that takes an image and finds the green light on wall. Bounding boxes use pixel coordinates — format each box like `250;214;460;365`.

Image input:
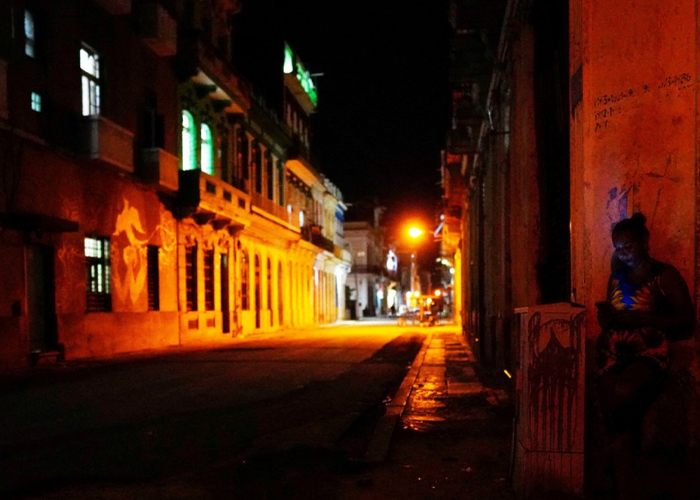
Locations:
283;45;294;74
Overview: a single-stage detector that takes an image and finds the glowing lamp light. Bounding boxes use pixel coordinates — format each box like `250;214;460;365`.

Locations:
408;227;423;239
434;290;441;296
413;291;420;298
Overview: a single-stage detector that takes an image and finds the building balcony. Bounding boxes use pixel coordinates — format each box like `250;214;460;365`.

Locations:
140;147;178;192
251;191;289;222
447;128;480;155
175;31;250;114
78;115;134;173
351;265;384;276
176;170;250;229
301;225;334;253
91;0;131;14
136;2;177;57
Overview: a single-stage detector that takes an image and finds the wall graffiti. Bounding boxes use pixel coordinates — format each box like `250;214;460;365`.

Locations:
526;311;584;452
112;198;149;307
593;72;693;133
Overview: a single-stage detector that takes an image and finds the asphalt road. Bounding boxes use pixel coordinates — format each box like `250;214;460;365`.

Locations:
0;323;426;499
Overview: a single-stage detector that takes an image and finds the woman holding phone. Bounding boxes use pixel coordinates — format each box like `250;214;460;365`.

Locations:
596;212;695;499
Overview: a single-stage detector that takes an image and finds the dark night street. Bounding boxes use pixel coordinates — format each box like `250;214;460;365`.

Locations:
0;323;515;500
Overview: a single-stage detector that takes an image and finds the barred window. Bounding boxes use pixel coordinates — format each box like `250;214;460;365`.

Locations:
266;153;274;200
204;249;215;311
147;245;159;311
85;236;111;312
253;143;262;194
186;244;198;311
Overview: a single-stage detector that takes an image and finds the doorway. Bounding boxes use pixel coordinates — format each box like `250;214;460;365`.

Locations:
221;253;230;333
26;245;58;354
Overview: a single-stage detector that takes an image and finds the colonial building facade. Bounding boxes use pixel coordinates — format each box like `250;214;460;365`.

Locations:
0;0;350;368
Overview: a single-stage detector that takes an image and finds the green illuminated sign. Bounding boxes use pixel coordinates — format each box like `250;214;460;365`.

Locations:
283;43;318;107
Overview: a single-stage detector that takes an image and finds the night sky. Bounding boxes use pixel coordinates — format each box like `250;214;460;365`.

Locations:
242;0;452;238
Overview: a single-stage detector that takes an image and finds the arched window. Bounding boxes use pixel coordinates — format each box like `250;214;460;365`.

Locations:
278;261;284;324
241;250;249;310
181;111;196;171
267;258;272;322
254;254;261;328
200;123;213;174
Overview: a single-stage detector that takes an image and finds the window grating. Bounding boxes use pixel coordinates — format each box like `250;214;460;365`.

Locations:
186;245;197;311
204;249;215;311
147;245;159;311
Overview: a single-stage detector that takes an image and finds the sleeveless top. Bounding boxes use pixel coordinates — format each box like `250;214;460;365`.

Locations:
599;259;670;373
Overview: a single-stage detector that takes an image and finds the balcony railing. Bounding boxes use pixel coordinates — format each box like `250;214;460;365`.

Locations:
301;225;334;253
78;115;134;173
140;147;178;192
92;0;131;14
351;265;384;275
251;191;289;222
177;170;250;227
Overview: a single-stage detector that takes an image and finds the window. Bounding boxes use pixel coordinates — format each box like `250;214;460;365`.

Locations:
186;244;197;311
278;262;283;324
241;250;249;310
267;258;272;317
204;249;215;311
200;123;213;175
80;45;100;116
182;111;196;171
266;153;274;200
24;10;35;58
237;128;249;182
147;245;159;311
30;92;41;112
253;143;262;193
278;161;285;206
85;236;111;312
299;210;305;227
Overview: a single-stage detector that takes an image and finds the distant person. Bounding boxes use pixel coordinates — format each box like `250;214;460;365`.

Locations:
595;213;695;499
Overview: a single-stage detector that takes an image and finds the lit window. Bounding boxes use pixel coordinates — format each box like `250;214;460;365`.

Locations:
200;123;213;175
181;111;195;170
30;92;41;112
24;10;35;57
85;236;111;312
299;210;305;227
80;46;100;115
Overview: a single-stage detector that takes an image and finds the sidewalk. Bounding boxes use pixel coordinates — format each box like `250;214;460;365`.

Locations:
336;326;516;499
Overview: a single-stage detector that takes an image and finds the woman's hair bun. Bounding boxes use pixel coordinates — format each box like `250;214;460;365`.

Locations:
630;212;647;226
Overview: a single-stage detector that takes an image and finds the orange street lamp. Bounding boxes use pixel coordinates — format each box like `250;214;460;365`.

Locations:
408;227;424;239
407;226;425;297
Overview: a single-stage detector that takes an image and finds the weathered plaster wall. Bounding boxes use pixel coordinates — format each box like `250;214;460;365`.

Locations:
577;0;697;339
